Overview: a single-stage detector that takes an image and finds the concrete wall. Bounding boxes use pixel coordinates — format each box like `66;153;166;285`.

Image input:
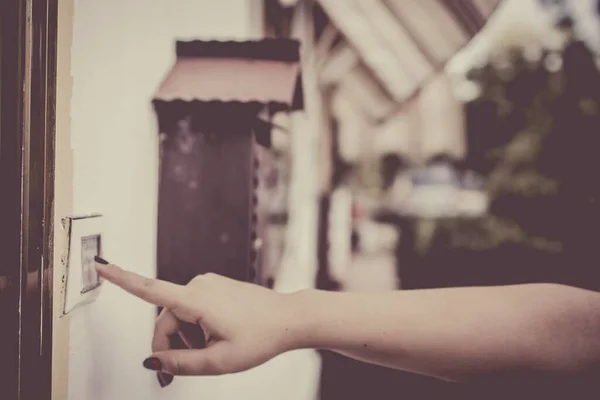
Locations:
58;1;319;400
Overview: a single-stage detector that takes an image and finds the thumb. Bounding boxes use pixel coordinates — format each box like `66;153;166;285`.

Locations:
152;344;234;376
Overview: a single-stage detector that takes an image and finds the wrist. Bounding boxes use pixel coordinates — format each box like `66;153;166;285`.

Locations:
278;288;333;351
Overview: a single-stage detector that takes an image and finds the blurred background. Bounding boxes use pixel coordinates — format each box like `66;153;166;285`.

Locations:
62;0;600;399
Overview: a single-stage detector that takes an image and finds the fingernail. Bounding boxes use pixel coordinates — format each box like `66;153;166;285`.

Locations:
94;256;109;265
157;373;174;388
143;357;162;371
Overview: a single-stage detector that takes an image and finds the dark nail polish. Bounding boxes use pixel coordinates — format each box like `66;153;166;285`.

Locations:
143;357;162;371
157;372;174;388
94;256;109;265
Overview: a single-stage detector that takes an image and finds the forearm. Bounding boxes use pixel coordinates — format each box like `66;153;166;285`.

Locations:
287;283;600;382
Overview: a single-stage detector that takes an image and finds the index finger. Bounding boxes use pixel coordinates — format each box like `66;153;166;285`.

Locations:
96;262;184;308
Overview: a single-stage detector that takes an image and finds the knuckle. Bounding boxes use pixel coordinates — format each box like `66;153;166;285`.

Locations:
182;282;201;299
190;273;219;286
190;275;206;285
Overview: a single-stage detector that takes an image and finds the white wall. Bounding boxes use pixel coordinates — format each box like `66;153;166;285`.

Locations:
53;1;75;398
66;1;319;400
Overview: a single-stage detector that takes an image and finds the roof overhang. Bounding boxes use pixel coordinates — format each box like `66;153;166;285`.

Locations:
153;39;303;113
317;0;501;105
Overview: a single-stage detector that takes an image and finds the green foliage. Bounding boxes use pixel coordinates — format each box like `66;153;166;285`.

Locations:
431;40;600;255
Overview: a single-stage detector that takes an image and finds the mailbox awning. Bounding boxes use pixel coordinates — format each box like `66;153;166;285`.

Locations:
153;39;303;111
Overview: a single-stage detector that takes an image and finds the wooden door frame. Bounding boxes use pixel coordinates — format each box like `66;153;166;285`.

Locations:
0;0;58;399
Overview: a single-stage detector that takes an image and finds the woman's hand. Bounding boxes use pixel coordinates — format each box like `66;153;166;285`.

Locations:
95;262;305;380
96;261;600;385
